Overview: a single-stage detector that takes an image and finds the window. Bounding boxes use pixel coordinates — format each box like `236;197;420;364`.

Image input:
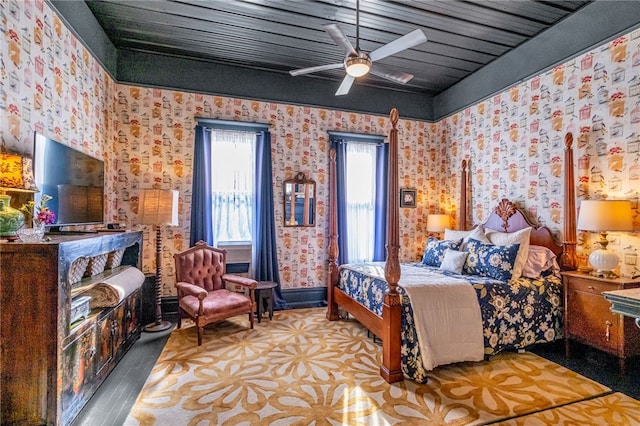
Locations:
210;129;256;244
345;142;377;262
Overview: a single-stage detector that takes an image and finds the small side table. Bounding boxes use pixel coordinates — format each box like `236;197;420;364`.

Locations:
562;271;640;374
255;281;277;322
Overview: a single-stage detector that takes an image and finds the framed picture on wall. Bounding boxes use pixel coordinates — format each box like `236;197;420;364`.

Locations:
400;188;417;208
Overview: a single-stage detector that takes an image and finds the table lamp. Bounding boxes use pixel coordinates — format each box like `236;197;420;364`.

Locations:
139;188;179;332
577;199;633;278
0;153;39;240
426;214;450;238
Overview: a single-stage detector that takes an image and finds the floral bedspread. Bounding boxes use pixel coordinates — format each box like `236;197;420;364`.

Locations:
337;262;563;383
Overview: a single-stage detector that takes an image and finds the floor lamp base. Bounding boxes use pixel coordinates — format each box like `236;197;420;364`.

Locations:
143;320;173;332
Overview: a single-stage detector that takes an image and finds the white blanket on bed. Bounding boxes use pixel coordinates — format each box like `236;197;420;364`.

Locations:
398;264;484;370
349;263;484;370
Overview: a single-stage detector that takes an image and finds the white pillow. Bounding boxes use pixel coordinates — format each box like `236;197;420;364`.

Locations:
443;226;489;250
439;249;469;274
484;227;532;280
522;245;559;278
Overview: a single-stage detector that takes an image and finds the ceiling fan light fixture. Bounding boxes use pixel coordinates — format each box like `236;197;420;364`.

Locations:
345;54;371;77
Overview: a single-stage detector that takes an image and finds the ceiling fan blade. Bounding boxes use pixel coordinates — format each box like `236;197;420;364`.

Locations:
370;64;413;84
335;75;355;96
369;29;427;62
290;62;344;76
323;23;357;56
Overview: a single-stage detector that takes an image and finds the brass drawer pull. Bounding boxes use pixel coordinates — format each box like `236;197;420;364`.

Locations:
588;285;595;290
605;320;612;342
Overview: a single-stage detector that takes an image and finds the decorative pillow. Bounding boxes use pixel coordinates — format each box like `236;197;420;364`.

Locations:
422;237;463;267
522;245;559;278
463;238;521;281
439;249;468;274
484;227;532;280
443;226;489;250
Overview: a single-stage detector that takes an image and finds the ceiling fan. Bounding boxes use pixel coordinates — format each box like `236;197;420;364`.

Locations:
289;0;427;96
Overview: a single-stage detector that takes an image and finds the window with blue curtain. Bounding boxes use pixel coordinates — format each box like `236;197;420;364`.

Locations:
329;132;388;264
191;120;286;309
346;142;377;262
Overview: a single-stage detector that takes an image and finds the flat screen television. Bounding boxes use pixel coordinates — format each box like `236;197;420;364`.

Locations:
33;132;105;230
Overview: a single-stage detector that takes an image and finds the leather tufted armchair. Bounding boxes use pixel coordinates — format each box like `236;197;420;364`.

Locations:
173;240;257;345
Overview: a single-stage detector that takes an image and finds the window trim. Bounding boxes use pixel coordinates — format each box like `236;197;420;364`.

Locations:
327;131;386;144
196;117;270;132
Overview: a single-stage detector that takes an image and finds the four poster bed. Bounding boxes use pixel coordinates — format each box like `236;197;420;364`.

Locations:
326;108;578;383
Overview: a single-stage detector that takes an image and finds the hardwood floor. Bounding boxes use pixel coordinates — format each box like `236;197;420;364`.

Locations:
530;339;640;400
71;326;172;426
72;323;639;426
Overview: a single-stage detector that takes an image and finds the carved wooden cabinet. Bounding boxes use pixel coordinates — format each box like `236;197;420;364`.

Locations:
562;271;640;372
0;231;143;426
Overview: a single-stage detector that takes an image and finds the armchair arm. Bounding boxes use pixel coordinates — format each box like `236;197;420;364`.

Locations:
222;274;258;289
176;281;208;300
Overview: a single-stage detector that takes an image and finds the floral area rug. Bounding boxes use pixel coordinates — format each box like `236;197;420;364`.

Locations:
496;392;640;425
125;307;628;425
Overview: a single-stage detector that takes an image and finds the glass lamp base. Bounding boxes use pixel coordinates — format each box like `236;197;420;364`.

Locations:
589;248;619;278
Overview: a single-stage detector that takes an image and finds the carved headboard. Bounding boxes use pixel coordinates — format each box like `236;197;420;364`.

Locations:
482;199;563;258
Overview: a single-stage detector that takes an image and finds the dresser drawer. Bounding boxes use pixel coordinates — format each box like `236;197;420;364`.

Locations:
566;275;619;295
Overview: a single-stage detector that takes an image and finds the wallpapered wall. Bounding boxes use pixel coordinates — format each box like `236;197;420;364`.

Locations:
1;0;117;220
443;30;640;276
2;1;639;294
111;89;448;291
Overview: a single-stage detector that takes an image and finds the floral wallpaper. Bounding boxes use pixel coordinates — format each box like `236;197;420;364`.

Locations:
1;0;117;217
2;0;639;295
112;89;445;293
442;30;640;276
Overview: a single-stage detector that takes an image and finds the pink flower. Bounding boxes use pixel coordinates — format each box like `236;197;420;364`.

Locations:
37;208;56;225
20;194;56;226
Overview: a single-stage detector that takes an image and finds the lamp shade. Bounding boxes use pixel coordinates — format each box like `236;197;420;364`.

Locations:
426;214;451;233
139;189;179;226
0;153;38;192
577;200;633;232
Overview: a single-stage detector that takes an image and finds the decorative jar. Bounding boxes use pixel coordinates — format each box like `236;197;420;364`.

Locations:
0;194;25;239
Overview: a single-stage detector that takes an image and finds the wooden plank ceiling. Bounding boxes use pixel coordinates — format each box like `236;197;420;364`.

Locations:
85;0;591;95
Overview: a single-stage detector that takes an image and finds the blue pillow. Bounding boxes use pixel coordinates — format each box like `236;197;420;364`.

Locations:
422;237;463;266
463;238;520;281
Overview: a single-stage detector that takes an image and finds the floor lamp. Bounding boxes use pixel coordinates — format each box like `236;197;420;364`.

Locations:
139;188;179;332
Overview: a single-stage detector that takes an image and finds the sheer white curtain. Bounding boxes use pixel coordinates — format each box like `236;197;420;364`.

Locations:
346;142;377;262
210;129;255;245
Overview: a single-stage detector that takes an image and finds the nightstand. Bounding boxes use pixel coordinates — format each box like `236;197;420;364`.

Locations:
562;271;640;374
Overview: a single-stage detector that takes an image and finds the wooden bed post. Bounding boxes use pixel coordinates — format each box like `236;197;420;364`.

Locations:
381;108;403;383
460;159;469;230
560;132;578;271
326;148;340;320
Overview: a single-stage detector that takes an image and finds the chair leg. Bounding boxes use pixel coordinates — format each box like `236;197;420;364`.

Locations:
249;310;254;329
177;309;182;329
197;326;203;346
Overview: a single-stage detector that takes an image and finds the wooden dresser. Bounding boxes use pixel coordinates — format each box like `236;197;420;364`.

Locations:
0;231;143;426
562;271;640;373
